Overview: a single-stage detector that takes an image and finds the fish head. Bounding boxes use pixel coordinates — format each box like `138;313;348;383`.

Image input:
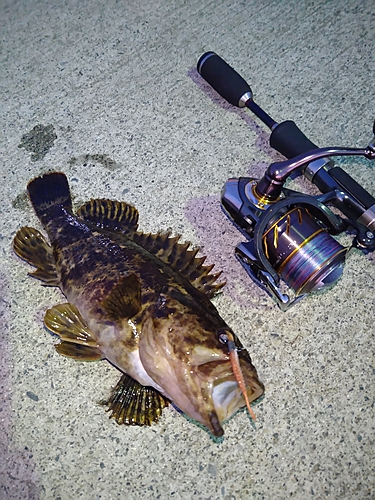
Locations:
138;290;264;437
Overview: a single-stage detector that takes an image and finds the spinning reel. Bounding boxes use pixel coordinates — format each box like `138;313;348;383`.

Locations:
197;51;375;310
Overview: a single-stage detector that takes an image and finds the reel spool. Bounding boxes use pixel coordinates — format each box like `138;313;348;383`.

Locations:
261;206;347;296
230;192;349;310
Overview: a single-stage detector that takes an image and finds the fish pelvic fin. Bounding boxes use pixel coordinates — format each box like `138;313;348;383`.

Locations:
55;341;102;361
76;199;139;236
100;273;141;322
13;226;59;286
134;231;225;299
44;303;102;361
27;172;72;222
101;373;169;426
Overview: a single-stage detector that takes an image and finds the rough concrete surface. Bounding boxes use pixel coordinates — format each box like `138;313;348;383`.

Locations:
1;0;374;499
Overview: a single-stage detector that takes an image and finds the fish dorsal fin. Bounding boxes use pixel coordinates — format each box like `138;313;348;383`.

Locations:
77;199;224;298
133;231;225;299
100;273;141;321
44;303;102;361
13;226;59;286
76;199;139;236
101;373;169;426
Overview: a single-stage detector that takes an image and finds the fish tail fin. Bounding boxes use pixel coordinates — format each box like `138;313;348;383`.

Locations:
27;172;72;221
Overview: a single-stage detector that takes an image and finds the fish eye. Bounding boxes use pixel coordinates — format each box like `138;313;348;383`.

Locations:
218;330;229;344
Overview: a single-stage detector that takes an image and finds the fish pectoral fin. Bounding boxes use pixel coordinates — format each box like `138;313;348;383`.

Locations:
101;373;169;426
44;303;102;361
100;273;141;321
76;199;139;236
13;227;59;286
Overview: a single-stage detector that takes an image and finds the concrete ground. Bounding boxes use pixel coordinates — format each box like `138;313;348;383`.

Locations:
1;0;374;498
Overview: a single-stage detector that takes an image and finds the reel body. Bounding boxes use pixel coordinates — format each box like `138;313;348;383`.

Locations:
222;179;351;309
197;51;375;309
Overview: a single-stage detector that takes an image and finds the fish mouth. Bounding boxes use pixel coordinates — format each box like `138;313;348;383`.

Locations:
212;377;264;426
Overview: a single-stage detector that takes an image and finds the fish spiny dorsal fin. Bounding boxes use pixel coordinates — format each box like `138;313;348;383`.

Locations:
13;226;59;286
76;199;139;236
133;231;225;299
100;373;169;426
76;198;225;297
100;273;141;322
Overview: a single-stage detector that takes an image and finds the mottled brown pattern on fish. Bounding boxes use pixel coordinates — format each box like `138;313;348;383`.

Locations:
48;214;220;322
46;210;256;386
13;172;264;436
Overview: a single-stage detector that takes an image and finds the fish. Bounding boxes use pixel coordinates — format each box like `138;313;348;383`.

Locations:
13;171;264;437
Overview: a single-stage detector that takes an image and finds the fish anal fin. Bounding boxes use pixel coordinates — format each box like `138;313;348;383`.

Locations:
44;303;102;361
101;373;169;426
76;199;139;235
100;273;141;321
133;231;225;298
13;227;59;286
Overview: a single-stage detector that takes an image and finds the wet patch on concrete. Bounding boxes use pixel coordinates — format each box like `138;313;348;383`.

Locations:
11;191;29;210
68;154;120;171
18;124;57;161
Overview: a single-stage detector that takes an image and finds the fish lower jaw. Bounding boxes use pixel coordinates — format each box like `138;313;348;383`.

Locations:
212;380;248;423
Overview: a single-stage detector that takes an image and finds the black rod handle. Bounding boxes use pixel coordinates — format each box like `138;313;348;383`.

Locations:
197;52;252;107
270;120;318;159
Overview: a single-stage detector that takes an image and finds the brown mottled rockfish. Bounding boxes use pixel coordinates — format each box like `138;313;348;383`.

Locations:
13;172;264;437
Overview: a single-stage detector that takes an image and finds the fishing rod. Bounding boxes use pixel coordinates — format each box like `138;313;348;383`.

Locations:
197;51;375;310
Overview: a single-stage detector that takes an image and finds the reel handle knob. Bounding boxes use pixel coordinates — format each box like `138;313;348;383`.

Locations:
197;52;252;107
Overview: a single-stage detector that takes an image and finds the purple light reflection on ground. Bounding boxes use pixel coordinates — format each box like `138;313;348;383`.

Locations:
184;194;272;309
0;272;41;499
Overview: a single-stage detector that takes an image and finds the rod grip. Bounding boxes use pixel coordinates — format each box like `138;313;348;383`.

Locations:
270;120;318;158
197;52;252;107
